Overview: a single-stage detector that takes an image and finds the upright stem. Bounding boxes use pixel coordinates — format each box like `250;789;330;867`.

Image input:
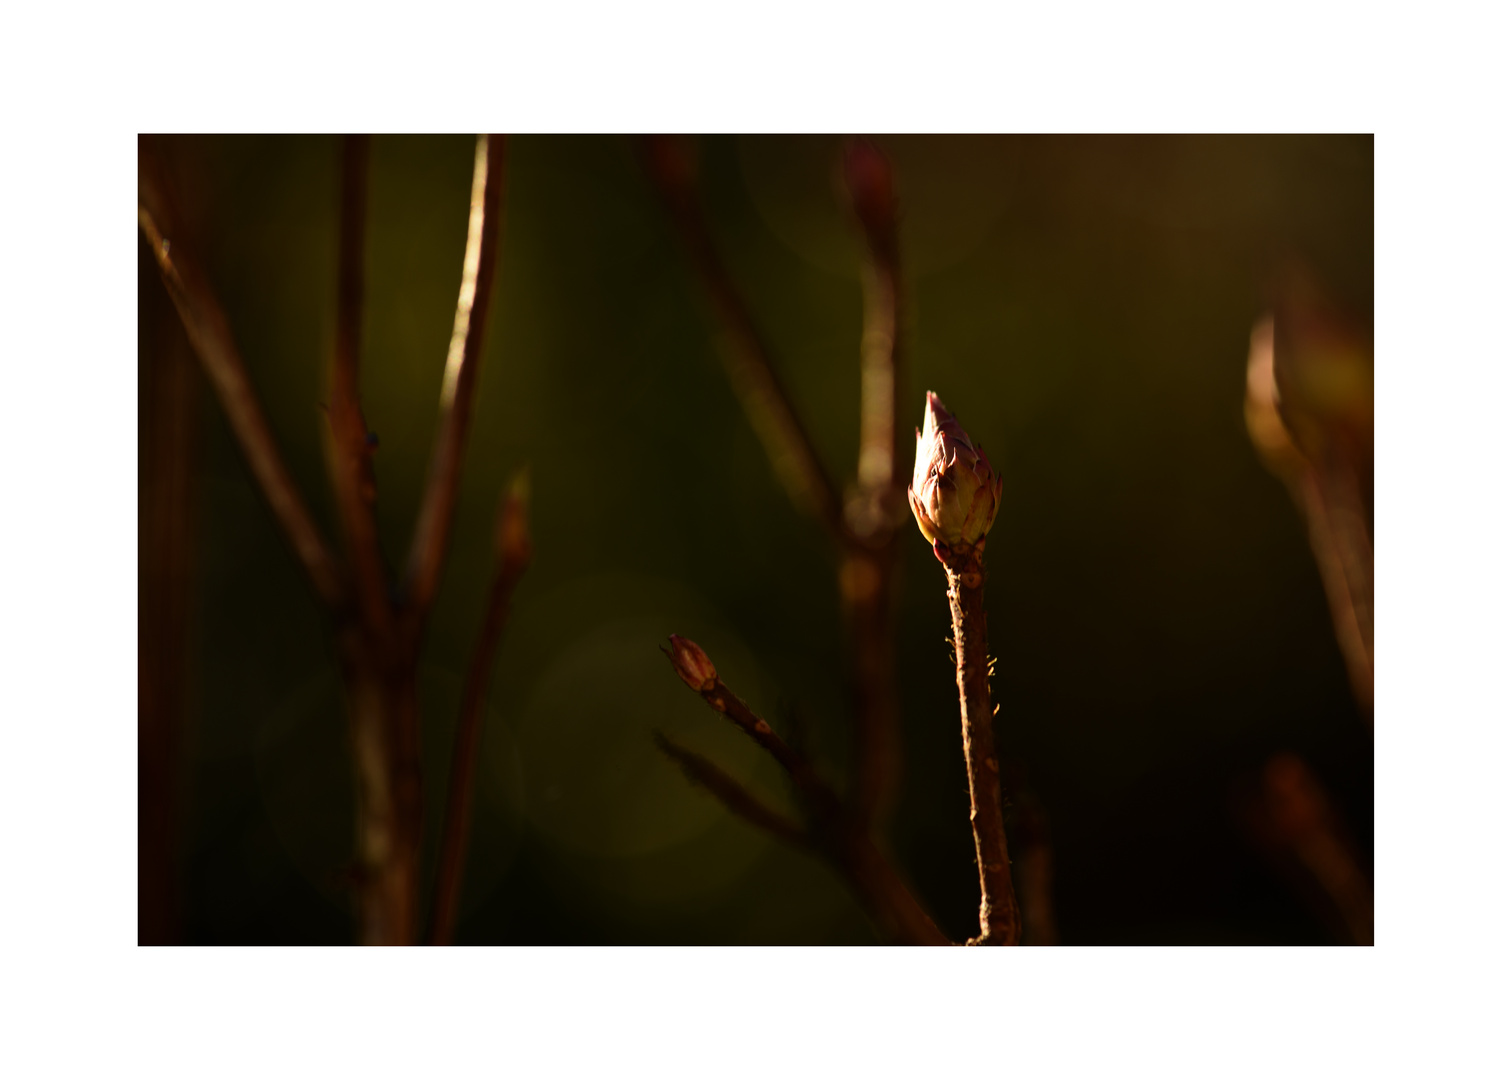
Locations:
140;236;199;944
842;138;907;827
337;627;416;944
429;559;525;944
404;134;508;619
944;549;1020;945
327;134;395;647
840;545;901;825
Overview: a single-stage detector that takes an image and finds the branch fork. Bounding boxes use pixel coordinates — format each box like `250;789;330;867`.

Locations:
140;135;520;944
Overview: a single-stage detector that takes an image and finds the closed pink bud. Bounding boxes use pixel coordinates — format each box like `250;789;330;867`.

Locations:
665;634;718;692
907;392;1002;550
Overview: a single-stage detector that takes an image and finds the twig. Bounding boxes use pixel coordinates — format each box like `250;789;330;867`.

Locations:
842;137;905;535
139;233;200;944
663;636;951;945
1242;753;1374;945
643;136;847;544
838;138;907;824
1245;318;1374;717
142;135;524;947
1003;766;1058;946
942;544;1021;945
403;134;509;621
654;732;809;847
325;134;395;646
138;198;347;613
429;471;532;944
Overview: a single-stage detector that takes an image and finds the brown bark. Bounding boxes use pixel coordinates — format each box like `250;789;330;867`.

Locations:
142;135;521;946
429;534;529;945
139;233;199;945
137;199;348;613
403;135;509;619
643;135;847;545
663;658;952;945
943;545;1021;946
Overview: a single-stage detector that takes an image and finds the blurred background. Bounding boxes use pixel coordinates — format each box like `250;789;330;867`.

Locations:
139;135;1372;945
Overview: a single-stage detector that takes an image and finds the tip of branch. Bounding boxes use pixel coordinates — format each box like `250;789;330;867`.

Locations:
644;135;700;198
842;137;898;242
664;634;718;693
494;466;532;570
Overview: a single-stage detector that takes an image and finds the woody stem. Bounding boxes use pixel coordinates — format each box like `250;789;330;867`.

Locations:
943;547;1020;945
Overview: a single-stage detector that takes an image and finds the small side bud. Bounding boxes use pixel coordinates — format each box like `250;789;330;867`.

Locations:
494;466;532;570
664;634;718;693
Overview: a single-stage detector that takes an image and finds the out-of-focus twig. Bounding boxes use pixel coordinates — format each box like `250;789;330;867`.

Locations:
143;135;525;946
838;138;907;826
138;181;347;613
325;134;395;646
403;134;509;623
429;470;532;945
1241;753;1374;945
1246;311;1374;718
1003;761;1058;945
139;230;200;945
643;136;847;544
661;636;951;945
843;138;904;536
646;135;914;830
654;732;810;847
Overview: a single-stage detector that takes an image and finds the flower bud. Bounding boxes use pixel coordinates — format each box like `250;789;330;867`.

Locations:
665;634;718;693
907;392;1003;552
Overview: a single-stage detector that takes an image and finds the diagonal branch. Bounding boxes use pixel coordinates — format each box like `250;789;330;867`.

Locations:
644;136;848;545
403;134;509;622
663;635;951;946
428;470;532;945
1242;753;1374;945
654;732;809;848
325;134;395;644
1245;317;1373;718
138;190;347;612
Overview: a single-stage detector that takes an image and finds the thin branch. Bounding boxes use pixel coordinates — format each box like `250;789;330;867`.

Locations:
838;138;907;826
643;136;848;544
670;667;835;814
1245;318;1373;717
403;134;509;621
1243;753;1374;945
325;134;395;645
1003;764;1059;946
663;636;951;945
139;236;200;944
842;137;905;537
942;544;1022;945
137;198;347;612
654;732;810;848
428;470;532;944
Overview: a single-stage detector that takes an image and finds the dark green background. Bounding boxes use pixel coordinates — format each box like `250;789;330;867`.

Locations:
139;135;1372;944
